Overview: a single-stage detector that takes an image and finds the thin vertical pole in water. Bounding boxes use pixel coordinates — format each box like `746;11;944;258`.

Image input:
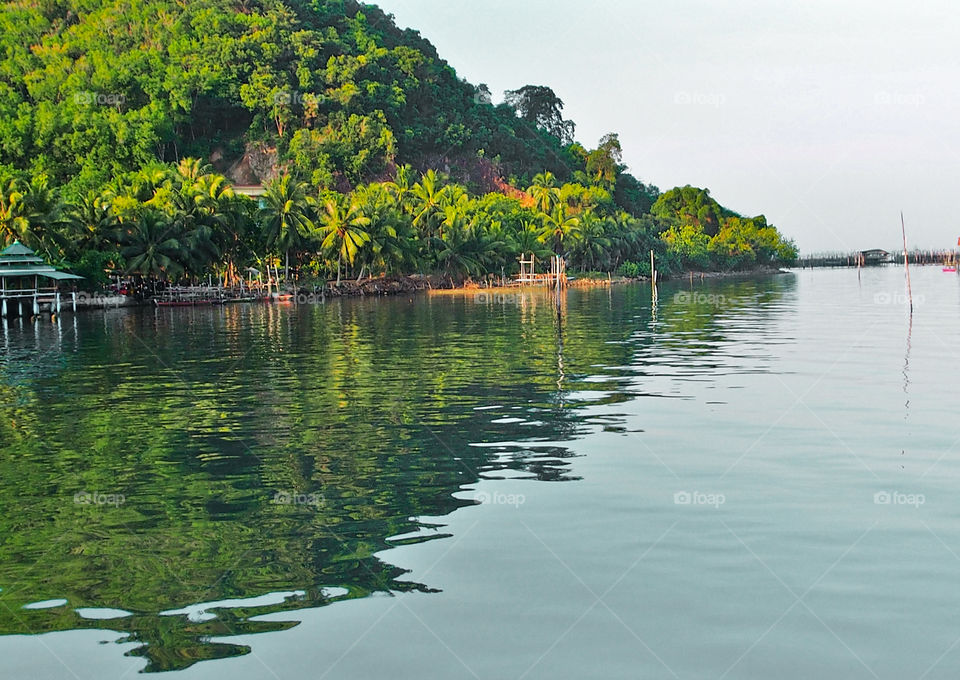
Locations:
901;212;913;314
650;250;658;304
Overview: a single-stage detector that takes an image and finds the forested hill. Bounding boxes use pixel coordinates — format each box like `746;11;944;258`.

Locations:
0;0;647;202
0;0;797;283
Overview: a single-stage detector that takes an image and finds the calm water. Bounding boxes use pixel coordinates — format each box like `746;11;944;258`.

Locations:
0;266;958;678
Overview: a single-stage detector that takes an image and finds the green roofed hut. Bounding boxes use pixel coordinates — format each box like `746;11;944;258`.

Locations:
0;241;83;318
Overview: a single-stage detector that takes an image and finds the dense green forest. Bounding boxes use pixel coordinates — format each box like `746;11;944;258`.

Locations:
0;0;797;287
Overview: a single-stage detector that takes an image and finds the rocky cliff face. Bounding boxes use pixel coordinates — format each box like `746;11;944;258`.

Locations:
224;143;280;186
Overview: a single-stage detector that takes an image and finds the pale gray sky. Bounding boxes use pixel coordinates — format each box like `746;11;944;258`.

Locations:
375;0;960;253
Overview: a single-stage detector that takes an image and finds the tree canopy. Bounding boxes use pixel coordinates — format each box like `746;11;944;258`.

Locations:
504;85;577;145
0;0;796;284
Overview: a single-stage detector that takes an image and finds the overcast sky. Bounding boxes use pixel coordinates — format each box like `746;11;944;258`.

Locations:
374;0;959;253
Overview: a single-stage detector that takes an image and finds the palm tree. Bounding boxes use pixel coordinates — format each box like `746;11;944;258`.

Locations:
12;175;65;257
538;204;581;256
120;211;185;285
409;169;447;238
167;168;235;277
605;211;648;271
439;204;467;242
433;223;505;283
128;163;174;204
0;178;28;247
64;191;119;257
510;219;553;266
175;157;211;185
217;194;257;287
352;183;419;277
365;216;419;277
383;164;415;212
570;211;611;272
315;198;371;284
259;174;314;281
527;171;561;215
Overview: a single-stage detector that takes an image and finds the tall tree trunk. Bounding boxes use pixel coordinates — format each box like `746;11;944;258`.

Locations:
285;251;289;283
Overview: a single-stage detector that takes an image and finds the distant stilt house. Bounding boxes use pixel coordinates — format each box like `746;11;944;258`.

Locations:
0;241;83;318
859;249;892;265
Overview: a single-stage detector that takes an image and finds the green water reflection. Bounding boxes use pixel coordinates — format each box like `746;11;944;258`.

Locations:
0;276;792;672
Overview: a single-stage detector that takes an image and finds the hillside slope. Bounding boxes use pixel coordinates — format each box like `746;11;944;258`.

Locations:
0;0;628;196
0;0;796;283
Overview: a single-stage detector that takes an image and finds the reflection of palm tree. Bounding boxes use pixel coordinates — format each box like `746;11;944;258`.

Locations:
0;267;638;671
259;174;314;281
315;199;371;284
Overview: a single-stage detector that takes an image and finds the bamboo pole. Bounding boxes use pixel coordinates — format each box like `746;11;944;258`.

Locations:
650;250;658;304
901;212;913;314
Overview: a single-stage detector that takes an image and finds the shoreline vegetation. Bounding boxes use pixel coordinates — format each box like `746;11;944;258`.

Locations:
0;0;798;306
3;160;799;307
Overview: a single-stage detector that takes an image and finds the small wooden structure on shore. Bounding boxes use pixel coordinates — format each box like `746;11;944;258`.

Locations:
0;241;82;318
515;253;567;287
